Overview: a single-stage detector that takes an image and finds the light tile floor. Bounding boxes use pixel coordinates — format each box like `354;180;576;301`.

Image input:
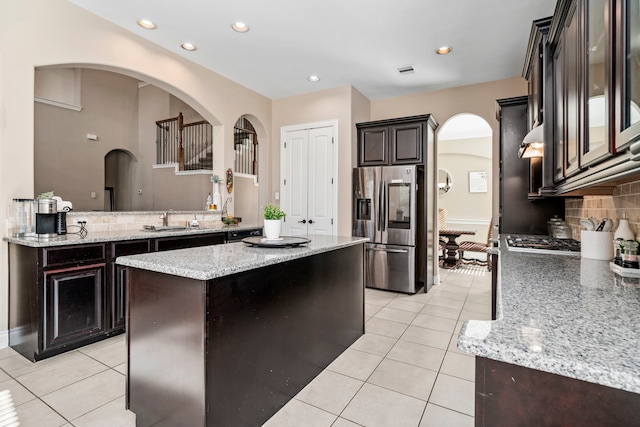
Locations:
0;265;491;427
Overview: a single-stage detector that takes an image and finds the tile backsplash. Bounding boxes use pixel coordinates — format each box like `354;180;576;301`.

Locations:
66;211;223;233
565;179;640;240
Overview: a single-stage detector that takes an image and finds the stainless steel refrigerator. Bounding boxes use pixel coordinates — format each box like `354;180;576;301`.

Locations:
353;165;426;294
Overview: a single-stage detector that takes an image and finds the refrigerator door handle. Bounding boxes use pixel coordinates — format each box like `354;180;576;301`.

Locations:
377;180;383;231
366;247;408;254
381;181;386;232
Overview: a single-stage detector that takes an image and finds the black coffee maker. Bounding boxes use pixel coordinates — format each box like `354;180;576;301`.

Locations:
36;198;66;238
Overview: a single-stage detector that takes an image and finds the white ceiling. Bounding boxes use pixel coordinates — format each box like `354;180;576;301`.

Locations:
67;0;558;101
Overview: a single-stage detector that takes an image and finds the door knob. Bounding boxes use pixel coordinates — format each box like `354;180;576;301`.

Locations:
308;219;314;224
298;219;307;224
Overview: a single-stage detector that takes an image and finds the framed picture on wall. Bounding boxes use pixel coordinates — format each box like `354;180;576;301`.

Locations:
469;171;488;193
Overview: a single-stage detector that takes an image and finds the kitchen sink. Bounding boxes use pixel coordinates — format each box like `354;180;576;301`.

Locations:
142;225;190;232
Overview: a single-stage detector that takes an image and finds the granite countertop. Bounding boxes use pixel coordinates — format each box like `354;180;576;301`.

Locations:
458;236;640;394
3;224;263;248
116;234;368;281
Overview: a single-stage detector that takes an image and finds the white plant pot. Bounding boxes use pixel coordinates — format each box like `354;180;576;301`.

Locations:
263;219;282;239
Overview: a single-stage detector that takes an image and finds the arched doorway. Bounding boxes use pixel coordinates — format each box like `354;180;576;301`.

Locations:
437;114;493;248
105;149;136;211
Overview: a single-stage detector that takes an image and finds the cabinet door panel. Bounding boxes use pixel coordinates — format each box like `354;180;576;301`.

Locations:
112;265;127;330
390;123;423;164
44;264;106;351
554;34;566;182
582;0;613;166
616;0;640;149
358;126;387;166
565;4;581;177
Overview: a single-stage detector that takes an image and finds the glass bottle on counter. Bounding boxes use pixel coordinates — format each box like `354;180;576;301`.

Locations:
621;240;639;269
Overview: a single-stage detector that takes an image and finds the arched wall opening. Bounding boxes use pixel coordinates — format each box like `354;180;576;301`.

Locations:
437;113;493;248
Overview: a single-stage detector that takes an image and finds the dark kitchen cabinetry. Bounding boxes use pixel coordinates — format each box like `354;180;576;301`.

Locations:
543;0;640;194
8;231;231;361
357;115;437;166
475;357;640;427
108;240;151;331
615;0;640;151
9;243;109;361
154;233;225;251
498;96;564;235
43;264;106;352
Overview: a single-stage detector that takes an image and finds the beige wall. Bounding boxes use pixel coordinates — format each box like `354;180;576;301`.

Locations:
35;69;140;211
1;0;272;340
439;135;493;244
272;86;362;236
371;78;528;222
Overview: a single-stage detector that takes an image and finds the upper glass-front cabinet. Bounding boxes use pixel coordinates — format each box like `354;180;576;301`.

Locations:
616;0;640;150
582;0;614;166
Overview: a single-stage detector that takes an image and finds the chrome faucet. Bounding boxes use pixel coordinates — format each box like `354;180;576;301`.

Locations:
160;210;172;226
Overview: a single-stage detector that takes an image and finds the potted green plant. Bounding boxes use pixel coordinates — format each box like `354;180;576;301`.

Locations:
263;204;286;239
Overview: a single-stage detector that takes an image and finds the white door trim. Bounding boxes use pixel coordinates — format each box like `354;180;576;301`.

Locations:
280;119;339;235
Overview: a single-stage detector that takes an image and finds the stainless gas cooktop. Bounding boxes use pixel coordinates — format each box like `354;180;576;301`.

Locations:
506;235;581;256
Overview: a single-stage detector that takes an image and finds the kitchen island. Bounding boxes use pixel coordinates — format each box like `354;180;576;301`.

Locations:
116;234;367;427
458;237;640;426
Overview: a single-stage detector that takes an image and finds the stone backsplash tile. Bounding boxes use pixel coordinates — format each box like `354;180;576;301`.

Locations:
565;178;640;240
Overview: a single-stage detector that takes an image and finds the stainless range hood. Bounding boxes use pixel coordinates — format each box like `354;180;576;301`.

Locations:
518;123;544;158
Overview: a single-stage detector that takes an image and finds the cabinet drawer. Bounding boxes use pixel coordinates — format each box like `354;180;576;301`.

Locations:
110;240;151;258
154;233;225;252
42;244;106;269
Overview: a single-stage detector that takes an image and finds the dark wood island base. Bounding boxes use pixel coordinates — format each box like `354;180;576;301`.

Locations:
126;244;364;427
475;357;640;427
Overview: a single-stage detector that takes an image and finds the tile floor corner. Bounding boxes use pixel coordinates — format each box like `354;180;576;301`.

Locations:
0;265;490;426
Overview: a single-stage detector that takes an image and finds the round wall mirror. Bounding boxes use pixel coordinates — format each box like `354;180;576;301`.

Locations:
438;169;452;196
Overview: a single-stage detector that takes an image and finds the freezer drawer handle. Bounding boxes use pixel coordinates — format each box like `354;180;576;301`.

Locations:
366;247;408;254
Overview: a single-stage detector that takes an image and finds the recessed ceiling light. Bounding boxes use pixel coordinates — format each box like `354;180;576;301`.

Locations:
232;22;249;33
307;75;320;82
436;46;453;55
137;19;157;30
181;42;197;51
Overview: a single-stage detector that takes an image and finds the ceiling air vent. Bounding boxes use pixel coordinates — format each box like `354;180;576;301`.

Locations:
396;65;415;75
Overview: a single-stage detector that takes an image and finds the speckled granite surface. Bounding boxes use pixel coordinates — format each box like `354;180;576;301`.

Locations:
116;235;368;281
3;224;262;248
458;236;640;394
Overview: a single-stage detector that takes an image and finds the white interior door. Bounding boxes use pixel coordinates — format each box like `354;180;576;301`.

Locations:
282;123;335;236
283;129;309;235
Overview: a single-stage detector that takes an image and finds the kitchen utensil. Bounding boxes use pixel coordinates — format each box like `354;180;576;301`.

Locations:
595;218;608;231
580;219;595;231
602;218;614;232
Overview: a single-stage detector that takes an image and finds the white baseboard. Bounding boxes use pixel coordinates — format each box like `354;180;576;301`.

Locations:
0;330;8;349
446;218;491;226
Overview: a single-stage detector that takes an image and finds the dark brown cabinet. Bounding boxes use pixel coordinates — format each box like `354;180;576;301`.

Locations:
43;263;106;351
8;231;231;361
9;243;109;361
154;233;224;251
615;0;640;151
108;240;151;331
542;0;640;194
498;96;564;235
357;115;436;167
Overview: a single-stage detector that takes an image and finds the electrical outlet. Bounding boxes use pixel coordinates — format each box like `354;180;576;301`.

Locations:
75;218;88;224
